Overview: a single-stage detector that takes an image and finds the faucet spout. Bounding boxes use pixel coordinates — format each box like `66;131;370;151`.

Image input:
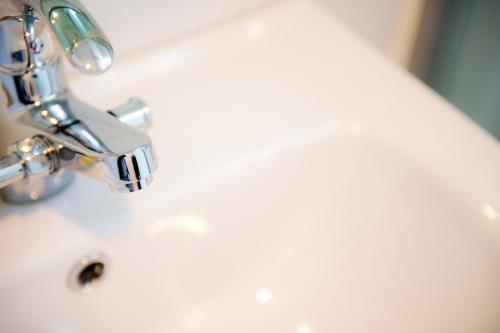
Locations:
24;94;157;193
106;149;156;193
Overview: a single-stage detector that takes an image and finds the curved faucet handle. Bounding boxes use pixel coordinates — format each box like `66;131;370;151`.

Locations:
34;0;113;74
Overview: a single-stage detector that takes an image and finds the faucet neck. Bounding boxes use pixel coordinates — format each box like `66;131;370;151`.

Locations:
1;4;68;112
1;58;67;113
0;0;114;113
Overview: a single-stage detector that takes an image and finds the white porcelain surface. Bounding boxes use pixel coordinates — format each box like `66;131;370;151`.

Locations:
2;1;500;332
83;0;269;57
84;0;420;66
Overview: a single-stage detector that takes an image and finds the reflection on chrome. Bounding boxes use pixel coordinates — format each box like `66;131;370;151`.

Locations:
147;215;208;235
482;204;498;219
256;288;273;303
296;323;314;333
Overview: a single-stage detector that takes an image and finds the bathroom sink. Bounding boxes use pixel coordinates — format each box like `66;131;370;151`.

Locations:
2;1;500;332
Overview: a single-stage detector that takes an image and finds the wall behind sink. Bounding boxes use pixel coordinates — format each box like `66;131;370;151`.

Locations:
83;0;423;67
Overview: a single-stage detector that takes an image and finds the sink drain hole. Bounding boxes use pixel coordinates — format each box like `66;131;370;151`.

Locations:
78;262;105;288
69;253;108;294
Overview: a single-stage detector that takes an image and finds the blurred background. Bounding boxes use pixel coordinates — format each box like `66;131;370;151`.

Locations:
85;0;500;139
320;0;500;140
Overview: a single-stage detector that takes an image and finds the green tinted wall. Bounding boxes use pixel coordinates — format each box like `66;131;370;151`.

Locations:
424;0;500;138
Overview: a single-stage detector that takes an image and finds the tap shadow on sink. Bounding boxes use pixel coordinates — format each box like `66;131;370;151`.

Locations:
0;173;135;238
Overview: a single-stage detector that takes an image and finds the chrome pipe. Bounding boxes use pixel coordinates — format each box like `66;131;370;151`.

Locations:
0;154;24;188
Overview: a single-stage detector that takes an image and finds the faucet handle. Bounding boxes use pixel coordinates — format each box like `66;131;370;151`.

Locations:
36;0;113;74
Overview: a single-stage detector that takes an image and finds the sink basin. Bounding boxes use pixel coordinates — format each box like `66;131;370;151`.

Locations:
2;1;500;332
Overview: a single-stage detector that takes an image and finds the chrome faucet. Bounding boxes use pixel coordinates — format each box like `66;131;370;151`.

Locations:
0;0;157;203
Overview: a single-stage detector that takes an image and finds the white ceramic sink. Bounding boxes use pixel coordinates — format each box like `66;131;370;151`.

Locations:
2;1;500;332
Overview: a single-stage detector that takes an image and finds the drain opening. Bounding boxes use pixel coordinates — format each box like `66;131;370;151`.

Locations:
69;253;108;294
78;262;105;288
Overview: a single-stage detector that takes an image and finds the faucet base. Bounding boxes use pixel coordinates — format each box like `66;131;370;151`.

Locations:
1;170;74;204
0;3;157;203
